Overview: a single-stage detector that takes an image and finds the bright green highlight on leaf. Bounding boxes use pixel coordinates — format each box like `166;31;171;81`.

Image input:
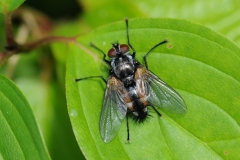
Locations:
81;0;240;45
0;0;25;13
0;74;50;160
66;18;240;159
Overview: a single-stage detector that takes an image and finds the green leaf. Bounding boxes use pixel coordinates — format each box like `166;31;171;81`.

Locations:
9;50;84;159
81;0;240;44
66;18;240;159
0;74;50;160
0;0;25;13
16;77;85;160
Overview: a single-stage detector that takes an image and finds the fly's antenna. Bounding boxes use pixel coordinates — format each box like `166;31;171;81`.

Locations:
125;18;136;57
111;40;119;45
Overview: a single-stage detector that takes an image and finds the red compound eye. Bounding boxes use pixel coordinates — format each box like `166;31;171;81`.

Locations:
108;48;116;58
120;44;129;53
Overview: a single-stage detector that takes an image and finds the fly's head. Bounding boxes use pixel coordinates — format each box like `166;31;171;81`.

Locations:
108;41;130;58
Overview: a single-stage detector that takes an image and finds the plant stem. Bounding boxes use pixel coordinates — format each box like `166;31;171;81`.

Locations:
19;36;77;52
1;6;78;67
0;51;15;67
0;35;77;67
4;12;18;50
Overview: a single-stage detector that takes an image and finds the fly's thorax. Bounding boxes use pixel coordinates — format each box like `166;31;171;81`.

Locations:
111;54;135;85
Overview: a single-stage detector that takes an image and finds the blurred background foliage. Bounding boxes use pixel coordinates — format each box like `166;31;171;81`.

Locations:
1;0;240;159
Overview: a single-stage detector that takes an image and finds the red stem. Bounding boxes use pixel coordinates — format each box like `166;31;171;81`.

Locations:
0;35;77;67
4;12;17;50
1;6;78;67
19;36;77;52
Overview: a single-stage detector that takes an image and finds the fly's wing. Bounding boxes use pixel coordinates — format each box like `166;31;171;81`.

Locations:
136;67;187;114
100;76;127;143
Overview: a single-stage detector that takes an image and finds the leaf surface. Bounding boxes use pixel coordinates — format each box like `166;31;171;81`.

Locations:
0;74;50;160
66;18;240;160
0;0;25;13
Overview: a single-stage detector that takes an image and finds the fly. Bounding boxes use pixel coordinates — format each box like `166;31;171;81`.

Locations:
75;18;187;143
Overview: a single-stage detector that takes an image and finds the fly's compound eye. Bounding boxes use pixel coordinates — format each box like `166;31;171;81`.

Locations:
108;48;116;58
120;44;129;53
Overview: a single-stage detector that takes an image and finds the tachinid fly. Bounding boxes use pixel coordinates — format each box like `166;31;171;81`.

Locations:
75;18;187;143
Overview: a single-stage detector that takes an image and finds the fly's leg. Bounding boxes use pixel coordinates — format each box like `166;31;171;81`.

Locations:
74;76;107;84
90;43;110;65
143;39;168;69
151;106;162;117
125;112;130;143
125;18;136;58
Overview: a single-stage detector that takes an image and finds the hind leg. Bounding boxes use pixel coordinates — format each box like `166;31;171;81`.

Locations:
151;106;162;117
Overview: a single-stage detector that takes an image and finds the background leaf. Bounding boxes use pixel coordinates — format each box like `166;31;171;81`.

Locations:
10;50;84;159
81;0;240;44
0;74;50;160
66;18;240;159
0;0;25;12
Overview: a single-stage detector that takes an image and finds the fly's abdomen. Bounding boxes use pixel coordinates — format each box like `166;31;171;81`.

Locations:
124;84;149;122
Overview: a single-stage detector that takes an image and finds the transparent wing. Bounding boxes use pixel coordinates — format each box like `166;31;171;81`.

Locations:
136;67;187;114
100;76;127;143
